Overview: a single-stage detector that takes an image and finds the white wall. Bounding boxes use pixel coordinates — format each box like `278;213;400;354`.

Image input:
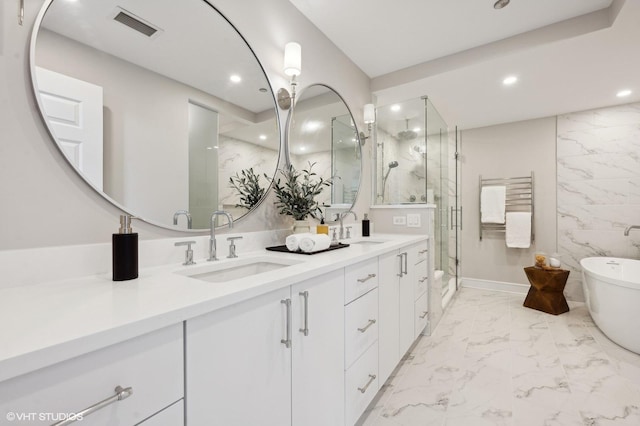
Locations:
460;117;558;288
0;0;370;250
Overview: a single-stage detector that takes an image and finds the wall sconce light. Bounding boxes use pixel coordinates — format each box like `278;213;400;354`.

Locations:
277;42;301;110
359;103;376;145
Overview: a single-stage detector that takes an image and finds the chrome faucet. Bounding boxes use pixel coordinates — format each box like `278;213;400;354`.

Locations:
208;211;233;261
173;210;192;229
624;225;640;236
339;210;358;239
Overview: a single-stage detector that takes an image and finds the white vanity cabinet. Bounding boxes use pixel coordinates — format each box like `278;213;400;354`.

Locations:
378;241;427;384
343;259;379;426
0;324;184;426
186;269;345;426
414;244;430;339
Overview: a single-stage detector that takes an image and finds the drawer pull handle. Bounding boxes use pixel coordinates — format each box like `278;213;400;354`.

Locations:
420;311;428;319
281;299;292;348
419;276;428;283
299;291;309;336
358;374;377;394
51;385;133;425
419;249;428;254
357;273;376;283
357;319;376;333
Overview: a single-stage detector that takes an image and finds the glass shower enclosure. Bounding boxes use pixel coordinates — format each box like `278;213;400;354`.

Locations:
374;97;460;297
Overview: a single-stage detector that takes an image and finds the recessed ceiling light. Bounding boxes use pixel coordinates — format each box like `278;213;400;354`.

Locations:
230;75;242;83
259;134;267;140
617;89;632;98
259;87;268;93
391;105;401;112
494;0;510;9
503;76;518;86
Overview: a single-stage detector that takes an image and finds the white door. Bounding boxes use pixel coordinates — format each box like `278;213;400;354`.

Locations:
35;67;104;190
291;270;345;426
399;246;418;355
378;251;401;383
186;287;292;426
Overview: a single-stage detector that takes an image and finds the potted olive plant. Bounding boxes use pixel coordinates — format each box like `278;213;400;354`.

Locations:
229;168;266;210
271;162;331;233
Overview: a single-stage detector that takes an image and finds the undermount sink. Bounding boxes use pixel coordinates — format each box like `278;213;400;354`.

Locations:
175;256;301;283
348;239;387;245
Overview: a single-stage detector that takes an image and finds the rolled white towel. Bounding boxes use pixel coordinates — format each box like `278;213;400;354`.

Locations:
299;234;331;253
286;233;311;251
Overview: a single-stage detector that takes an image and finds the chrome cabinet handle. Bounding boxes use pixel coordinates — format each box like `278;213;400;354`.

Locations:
403;252;408;275
419;276;428;283
51;385;133;426
357;273;376;283
281;299;292;348
397;254;403;277
357;319;376;333
419;249;428;254
357;374;377;394
460;207;463;230
299;291;309;336
450;206;455;230
420;311;428;319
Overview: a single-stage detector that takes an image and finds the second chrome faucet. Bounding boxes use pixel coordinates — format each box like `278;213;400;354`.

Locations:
209;211;233;261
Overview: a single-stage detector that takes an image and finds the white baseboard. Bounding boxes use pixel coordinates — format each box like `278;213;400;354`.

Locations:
461;277;529;295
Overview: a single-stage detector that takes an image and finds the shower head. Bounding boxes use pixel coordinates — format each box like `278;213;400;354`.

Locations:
388;161;399;169
397;119;417;140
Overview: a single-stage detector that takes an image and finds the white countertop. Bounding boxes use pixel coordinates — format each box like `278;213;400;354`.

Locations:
0;234;427;383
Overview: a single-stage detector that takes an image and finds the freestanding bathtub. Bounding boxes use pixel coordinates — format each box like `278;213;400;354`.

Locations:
581;257;640;354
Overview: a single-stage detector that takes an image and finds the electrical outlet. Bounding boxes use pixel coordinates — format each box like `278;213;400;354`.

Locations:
407;213;421;228
393;216;406;226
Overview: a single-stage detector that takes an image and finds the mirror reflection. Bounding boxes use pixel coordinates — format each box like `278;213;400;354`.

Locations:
287;84;361;215
31;0;280;230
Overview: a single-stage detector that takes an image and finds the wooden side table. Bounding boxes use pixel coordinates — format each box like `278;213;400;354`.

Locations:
523;266;570;315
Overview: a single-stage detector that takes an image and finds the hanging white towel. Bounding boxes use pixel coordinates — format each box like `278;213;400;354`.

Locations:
481;186;506;224
299;234;331;253
285;233;311;251
505;212;531;248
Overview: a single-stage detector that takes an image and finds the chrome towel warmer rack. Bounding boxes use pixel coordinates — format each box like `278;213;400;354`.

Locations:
479;171;534;242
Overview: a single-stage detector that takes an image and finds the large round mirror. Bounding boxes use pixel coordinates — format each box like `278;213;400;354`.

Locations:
287;84;362;217
30;0;280;231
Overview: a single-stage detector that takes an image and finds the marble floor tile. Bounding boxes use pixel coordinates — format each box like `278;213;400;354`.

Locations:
358;288;640;426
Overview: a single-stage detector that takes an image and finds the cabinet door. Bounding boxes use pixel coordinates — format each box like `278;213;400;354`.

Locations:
378;251;401;383
186;287;291;426
399;245;418;356
292;269;345;426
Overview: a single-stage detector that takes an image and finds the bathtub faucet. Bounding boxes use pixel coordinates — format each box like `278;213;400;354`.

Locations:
624;225;640;236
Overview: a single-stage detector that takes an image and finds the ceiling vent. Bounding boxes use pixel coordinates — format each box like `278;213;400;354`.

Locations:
112;8;160;38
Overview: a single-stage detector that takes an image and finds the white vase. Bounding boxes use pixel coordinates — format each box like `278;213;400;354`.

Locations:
293;219;311;234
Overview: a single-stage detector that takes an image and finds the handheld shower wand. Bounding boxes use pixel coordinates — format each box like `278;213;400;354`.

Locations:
380;161;399;201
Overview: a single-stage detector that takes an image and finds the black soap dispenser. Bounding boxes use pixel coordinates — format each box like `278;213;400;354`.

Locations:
362;213;371;237
112;215;138;281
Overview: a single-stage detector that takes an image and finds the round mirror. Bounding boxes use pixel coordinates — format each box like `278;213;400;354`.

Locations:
287;84;362;216
30;0;280;231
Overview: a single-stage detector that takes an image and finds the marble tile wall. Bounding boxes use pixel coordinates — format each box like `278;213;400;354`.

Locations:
557;102;640;301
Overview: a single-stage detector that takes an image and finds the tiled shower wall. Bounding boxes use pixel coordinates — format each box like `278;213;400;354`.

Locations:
557;102;640;301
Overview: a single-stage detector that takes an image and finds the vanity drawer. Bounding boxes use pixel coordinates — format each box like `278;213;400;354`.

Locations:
415;242;429;263
345;288;378;369
345;258;379;304
345;341;379;426
415;258;428;299
415;291;429;338
0;324;183;425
